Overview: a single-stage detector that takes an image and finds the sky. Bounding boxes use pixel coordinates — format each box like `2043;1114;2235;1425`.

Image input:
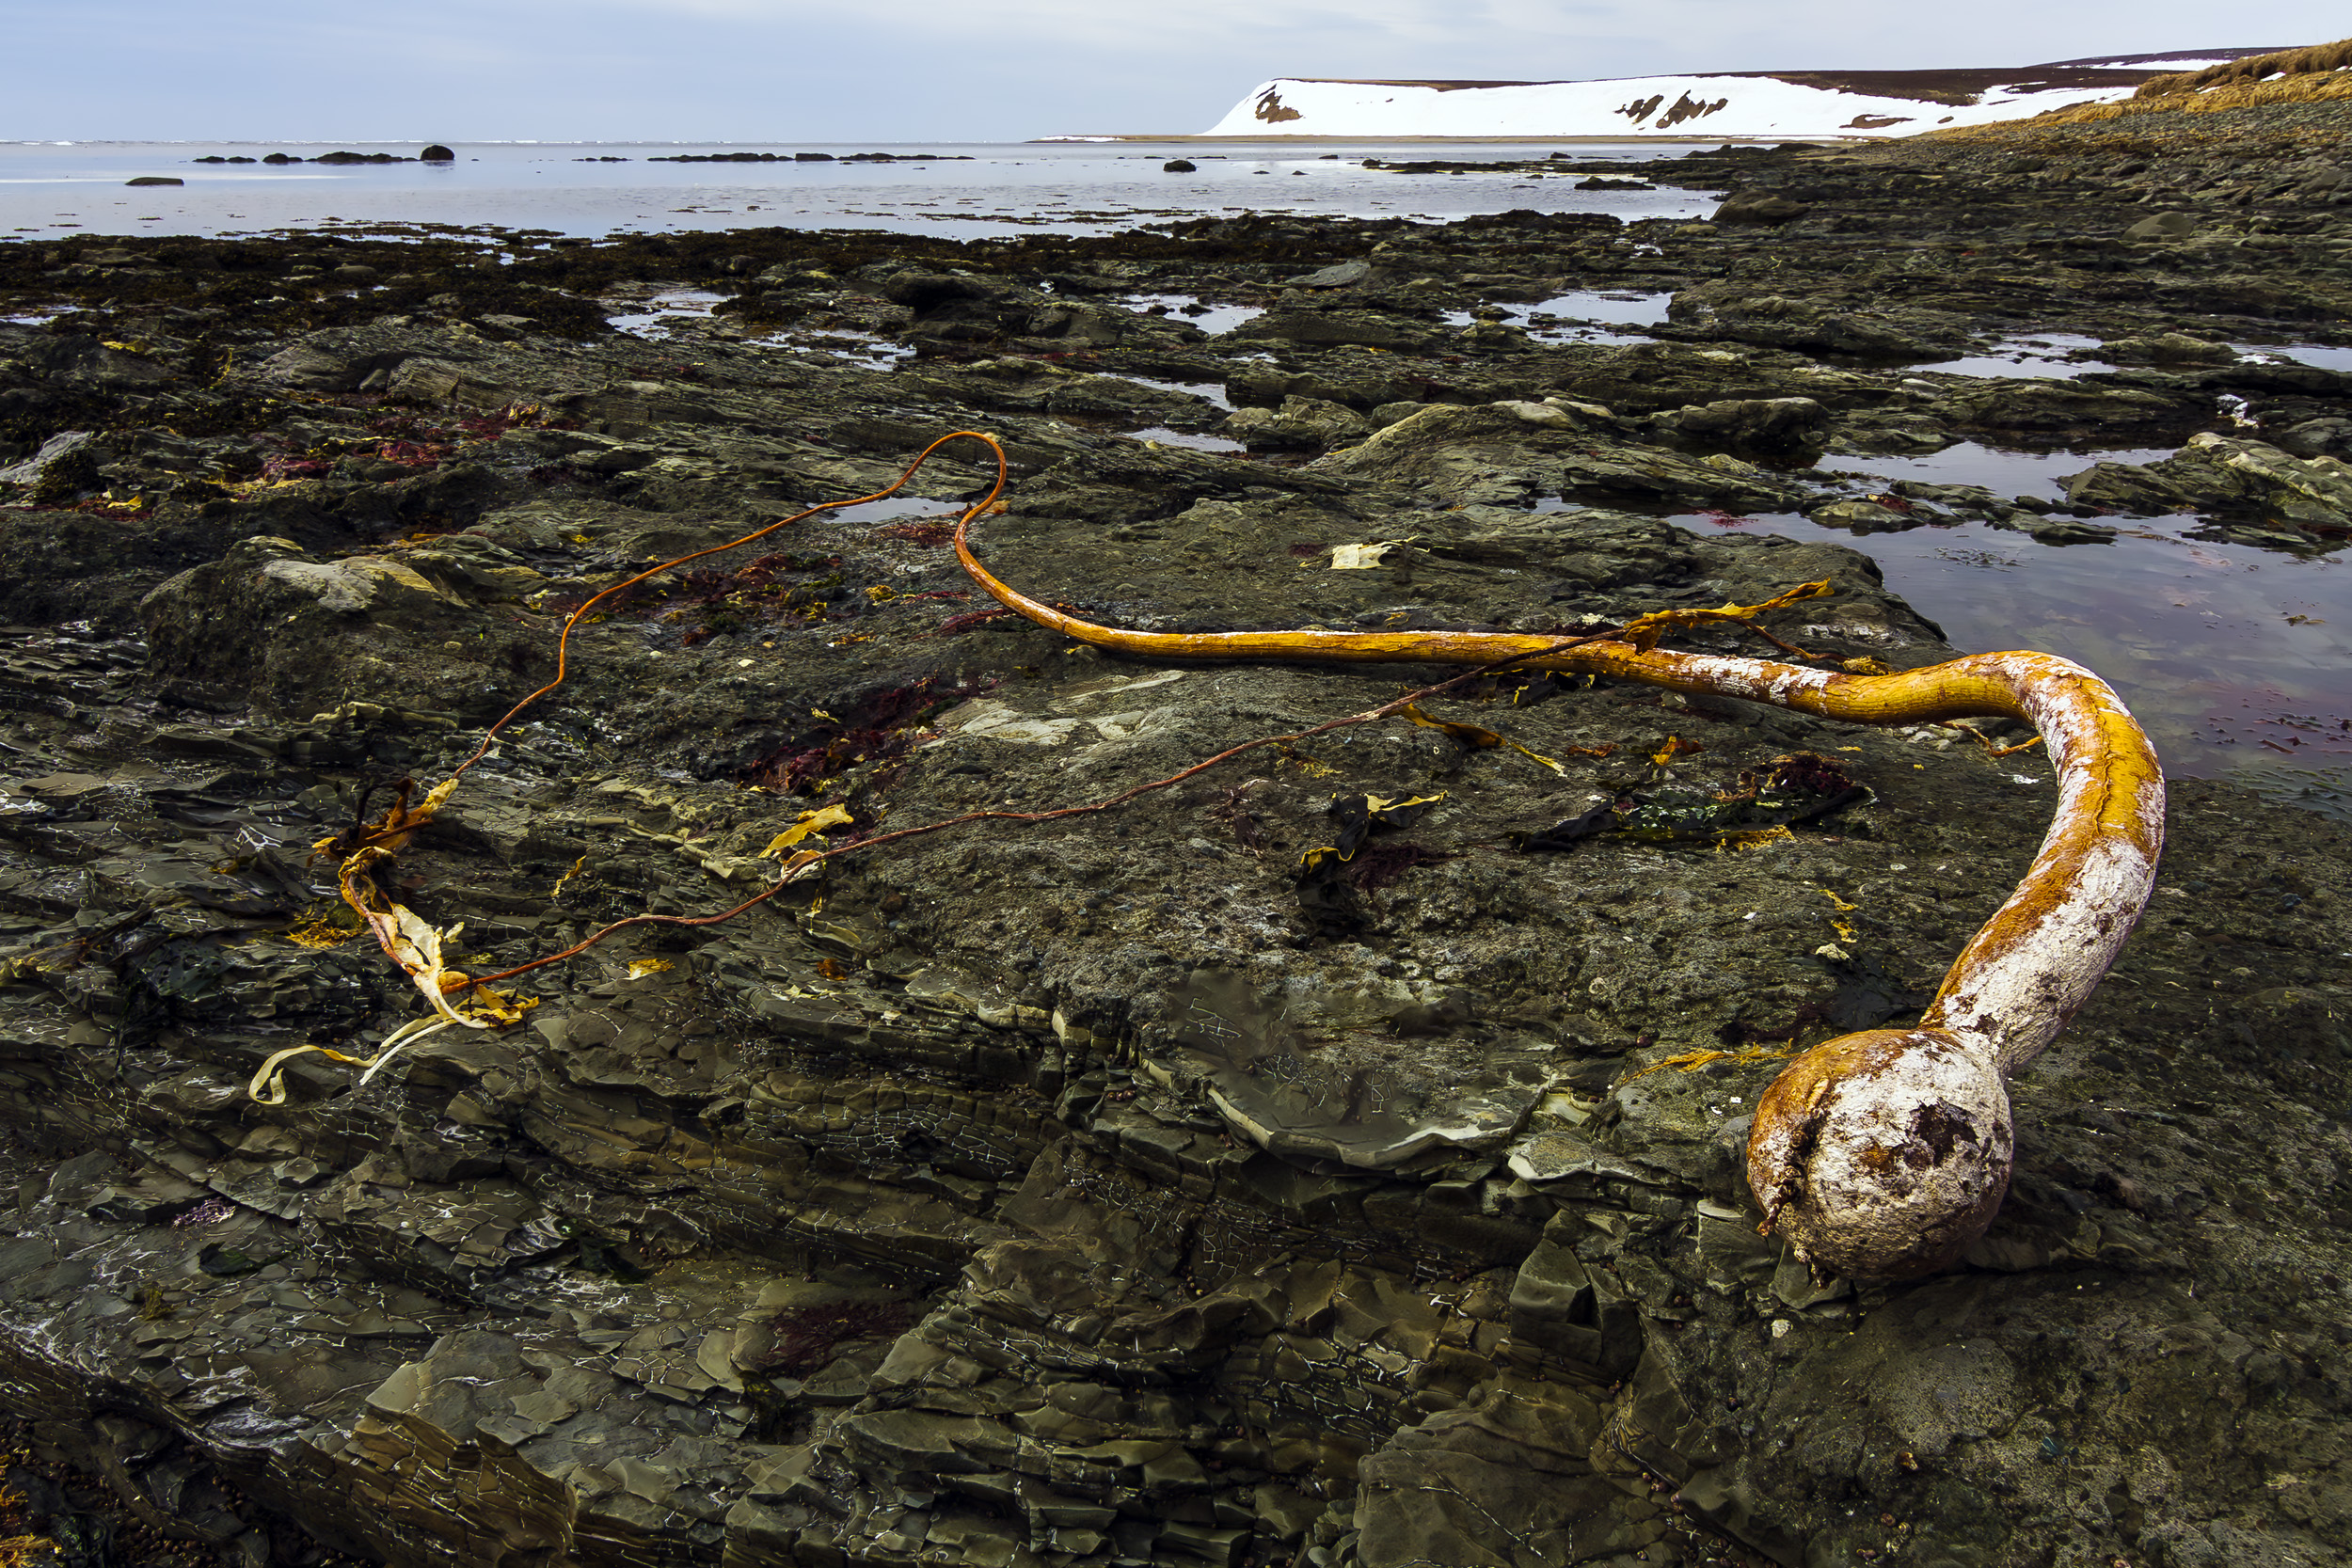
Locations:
2;0;2343;142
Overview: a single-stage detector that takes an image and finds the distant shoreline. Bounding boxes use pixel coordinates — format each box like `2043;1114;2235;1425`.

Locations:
1036;134;1850;145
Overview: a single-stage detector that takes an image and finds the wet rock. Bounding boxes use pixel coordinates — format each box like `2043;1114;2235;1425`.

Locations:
1230;309;1435;353
2013;515;2119;545
2277;416;2352;458
1808;497;1920;531
254;338;413;393
1;112;2351;1568
1312;402;1807;512
1225;396;1373;451
1291;259;1375;289
1711;191;1811;225
1162;159;1197;173
1658;395;1831;455
2101;331;2238;366
137;534;522;716
2061;433;2352;531
421;145;456;162
882;269;1007;314
1025;302;1140;347
0;429;103;502
1666;284;1968;358
1935;378;2190;438
2124;211;2201;240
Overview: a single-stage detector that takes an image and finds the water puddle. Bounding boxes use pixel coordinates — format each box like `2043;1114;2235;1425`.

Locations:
819;496;963;527
1661;495;2351;816
1520;290;1673;341
2231;342;2352;374
1127;426;1246;452
1906;334;2119;380
1120;293;1263;335
757;328;913;371
605;288;727;337
1489;289;1674;335
1104;372;1234;410
1824;441;2178;501
1438;290;1674;345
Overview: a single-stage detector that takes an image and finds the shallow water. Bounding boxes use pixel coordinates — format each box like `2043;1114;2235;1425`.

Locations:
1447;289;1675;343
0;139;1710;241
742;325;914;371
1128;426;1247;452
1825;440;2177;499
2233;342;2352;373
1661;442;2351;815
607;288;726;337
1104;372;1234;411
1117;294;1264;336
1906;334;2119;380
819;496;963;526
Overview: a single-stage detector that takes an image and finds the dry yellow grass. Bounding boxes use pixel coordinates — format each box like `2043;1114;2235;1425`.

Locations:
2137;38;2352;98
1932;47;2352;138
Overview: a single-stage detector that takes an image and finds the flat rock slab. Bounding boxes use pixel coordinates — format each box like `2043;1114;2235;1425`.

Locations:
1;112;2350;1567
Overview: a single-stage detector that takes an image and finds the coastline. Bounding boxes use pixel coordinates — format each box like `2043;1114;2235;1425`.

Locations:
1040;133;1850;143
0;99;2349;1568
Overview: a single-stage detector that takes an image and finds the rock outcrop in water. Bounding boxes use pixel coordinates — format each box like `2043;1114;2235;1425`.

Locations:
0;98;2349;1568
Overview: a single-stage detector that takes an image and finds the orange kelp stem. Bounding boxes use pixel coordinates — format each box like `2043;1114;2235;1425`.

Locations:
956;503;2164;1279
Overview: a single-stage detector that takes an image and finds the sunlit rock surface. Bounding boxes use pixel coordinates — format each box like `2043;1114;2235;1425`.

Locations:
2;107;2350;1568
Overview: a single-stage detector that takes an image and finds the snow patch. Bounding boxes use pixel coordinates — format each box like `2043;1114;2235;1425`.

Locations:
1201;73;2140;139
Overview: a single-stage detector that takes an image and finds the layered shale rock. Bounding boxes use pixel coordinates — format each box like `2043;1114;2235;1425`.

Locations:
1;101;2350;1568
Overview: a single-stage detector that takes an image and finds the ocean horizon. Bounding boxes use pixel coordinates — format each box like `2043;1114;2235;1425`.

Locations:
0;138;1708;241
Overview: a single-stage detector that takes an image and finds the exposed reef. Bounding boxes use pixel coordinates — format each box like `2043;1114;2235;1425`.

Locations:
0;100;2348;1568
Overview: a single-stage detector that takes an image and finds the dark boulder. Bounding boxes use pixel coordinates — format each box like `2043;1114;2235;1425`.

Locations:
882;270;1007;315
1712;190;1811;225
1290;259;1375;289
0;430;104;503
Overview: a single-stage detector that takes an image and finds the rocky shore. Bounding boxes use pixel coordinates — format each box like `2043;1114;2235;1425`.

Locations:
0;98;2348;1568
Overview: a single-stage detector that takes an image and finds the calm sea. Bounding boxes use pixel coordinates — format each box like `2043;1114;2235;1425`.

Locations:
0;139;1706;239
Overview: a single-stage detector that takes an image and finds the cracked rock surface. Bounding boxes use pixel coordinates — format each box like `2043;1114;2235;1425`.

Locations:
1;103;2349;1568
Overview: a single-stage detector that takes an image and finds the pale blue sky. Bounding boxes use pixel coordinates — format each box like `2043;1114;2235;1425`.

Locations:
3;0;2340;142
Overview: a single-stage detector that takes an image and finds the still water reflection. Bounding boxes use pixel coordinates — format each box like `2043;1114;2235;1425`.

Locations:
1668;441;2349;817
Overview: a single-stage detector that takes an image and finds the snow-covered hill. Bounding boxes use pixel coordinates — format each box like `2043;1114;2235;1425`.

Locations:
1190;50;2283;139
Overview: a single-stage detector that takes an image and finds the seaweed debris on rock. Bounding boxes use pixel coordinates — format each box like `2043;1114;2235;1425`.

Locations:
0;87;2349;1568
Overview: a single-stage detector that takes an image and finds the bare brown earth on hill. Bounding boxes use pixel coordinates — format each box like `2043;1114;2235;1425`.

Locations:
1750;65;2154;107
1276;57;2265;109
1283;80;1545;93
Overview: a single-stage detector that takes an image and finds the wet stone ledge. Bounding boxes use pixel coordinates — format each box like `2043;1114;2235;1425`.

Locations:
0;103;2349;1568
